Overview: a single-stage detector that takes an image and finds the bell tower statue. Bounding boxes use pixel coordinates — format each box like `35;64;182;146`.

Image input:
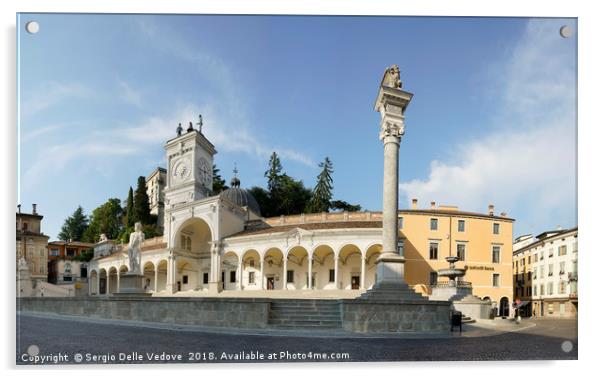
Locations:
163;115;216;208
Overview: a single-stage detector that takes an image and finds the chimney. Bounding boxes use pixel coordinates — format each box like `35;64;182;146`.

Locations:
17;204;21;213
430;201;436;209
488;204;494;216
411;198;418;209
32;204;37;215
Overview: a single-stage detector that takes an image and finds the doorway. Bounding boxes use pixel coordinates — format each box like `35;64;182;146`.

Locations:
351;275;360;290
267;276;275;290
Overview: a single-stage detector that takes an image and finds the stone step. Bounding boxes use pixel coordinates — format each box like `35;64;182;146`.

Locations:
268;319;342;327
271;302;340;308
269;323;342;330
270;305;340;312
270;309;341;316
269;314;342;321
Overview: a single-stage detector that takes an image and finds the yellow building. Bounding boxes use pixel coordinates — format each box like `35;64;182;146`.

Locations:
401;200;514;316
16;204;50;281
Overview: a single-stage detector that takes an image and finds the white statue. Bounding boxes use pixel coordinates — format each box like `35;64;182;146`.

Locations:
381;64;402;89
127;222;145;275
99;233;108;242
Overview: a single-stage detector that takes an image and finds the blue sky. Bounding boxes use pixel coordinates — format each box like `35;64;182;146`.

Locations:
17;14;577;240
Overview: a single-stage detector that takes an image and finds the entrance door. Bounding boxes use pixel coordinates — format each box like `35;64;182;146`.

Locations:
499;297;510;317
267;277;275;290
351;276;360;290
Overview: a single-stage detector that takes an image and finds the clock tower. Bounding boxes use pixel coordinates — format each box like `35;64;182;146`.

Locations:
163;120;216;208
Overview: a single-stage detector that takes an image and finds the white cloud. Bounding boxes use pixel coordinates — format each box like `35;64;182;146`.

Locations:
20;81;89;118
399;19;576;231
118;80;143;107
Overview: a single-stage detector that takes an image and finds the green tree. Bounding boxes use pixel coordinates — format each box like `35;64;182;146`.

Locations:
212;164;228;194
306;157;334;213
248;186;271;216
82;198;123;242
330;200;362;212
124;186;134;227
133;176;152;225
73;249;94;262
280;176;312;215
265;152;284;194
57;206;89;241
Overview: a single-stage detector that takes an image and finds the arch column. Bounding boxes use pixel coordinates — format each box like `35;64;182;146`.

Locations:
360;255;366;289
117;270;120;293
282;256;288;290
208;241;222;294
154;266;159;292
260;259;264;290
238;256;243;290
106;271;110;295
166;253;177;293
96;272;100;295
308;254;313;289
334;254;339;290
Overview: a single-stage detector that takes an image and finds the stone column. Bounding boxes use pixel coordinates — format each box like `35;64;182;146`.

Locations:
307;254;313;289
106;272;110;295
96;272;100;295
360;65;424;302
154;267;159;292
166;252;177;293
208;241;222;294
238;257;243;291
282;256;288;290
260;259;264;290
334;253;339;290
360;255;366;289
117;270;121;293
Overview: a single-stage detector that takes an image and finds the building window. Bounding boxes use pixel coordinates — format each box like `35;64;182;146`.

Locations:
547;282;554;295
81;267;87;278
397;240;404;257
492;274;500;287
249;259;255;268
492;246;500;263
23;222;28;231
66;249;76;257
63;276;72;282
182;275;188;284
558;245;567;256
399;216;403;229
559;280;566;294
493;223;500;235
430;218;438;231
521;258;525;267
559;261;565;275
539;266;544;279
541;284;545;296
548;248;553;258
528;256;531;264
533;253;537;261
50;248;59;256
64;263;72;273
248;272;255;284
203;273;209;284
286;270;294;283
429;242;439;260
540;252;544;261
456;244;466;261
573;241;578;253
458;220;465;232
548;263;554;276
230;271;236;283
534;285;537;296
429;272;438;286
527;271;532;281
329;269;335;283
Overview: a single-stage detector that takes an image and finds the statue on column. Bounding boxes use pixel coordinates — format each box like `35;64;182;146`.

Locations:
381;64;402;89
127;222;145;275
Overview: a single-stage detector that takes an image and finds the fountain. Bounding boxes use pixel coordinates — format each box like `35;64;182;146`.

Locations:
430;256;492;320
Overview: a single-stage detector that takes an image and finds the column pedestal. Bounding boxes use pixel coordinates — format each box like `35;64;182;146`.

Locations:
114;273;152;297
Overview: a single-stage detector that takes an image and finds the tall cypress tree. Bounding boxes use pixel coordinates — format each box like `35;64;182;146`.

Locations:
57;206;89;241
306;157;334;213
265;152;284;194
212;164;228;194
133;176;152;225
125;186;134;227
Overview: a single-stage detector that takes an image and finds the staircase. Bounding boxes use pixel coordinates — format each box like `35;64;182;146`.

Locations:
268;299;342;329
461;315;476;324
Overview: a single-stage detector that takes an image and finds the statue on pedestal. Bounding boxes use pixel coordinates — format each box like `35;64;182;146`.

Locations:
381;64;402;89
127;222;145;275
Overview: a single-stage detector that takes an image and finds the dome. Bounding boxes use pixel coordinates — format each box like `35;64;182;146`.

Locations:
219;177;261;216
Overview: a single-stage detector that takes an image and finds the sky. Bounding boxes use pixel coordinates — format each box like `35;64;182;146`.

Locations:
16;14;577;240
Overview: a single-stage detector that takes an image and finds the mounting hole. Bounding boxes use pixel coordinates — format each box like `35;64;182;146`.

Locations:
561;340;573;352
25;21;39;34
559;25;572;38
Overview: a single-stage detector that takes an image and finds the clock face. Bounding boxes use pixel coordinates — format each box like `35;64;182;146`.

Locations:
172;158;191;182
198;158;212;185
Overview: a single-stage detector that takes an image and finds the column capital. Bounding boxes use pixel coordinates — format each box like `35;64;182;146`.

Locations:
379;120;404;142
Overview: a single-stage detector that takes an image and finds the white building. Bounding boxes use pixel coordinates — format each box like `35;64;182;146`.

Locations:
512;227;578;318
